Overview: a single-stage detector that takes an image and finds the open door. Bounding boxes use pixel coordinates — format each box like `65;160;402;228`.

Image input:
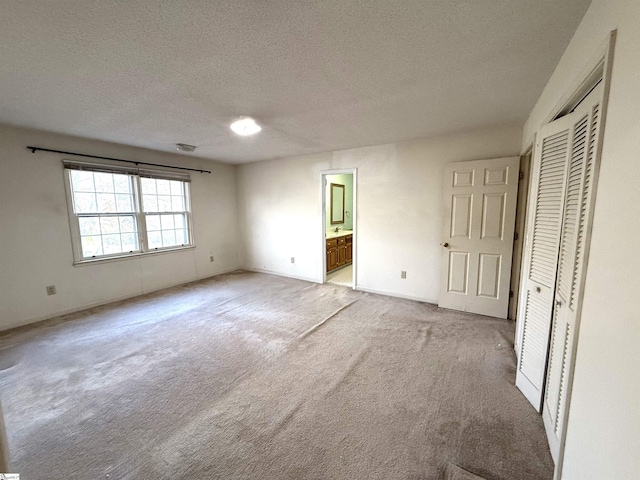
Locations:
321;169;357;288
438;157;519;319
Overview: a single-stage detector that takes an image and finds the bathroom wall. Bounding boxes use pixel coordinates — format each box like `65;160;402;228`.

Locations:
325;174;353;231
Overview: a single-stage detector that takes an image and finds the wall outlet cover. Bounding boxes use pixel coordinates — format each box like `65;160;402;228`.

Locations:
401;271;407;279
46;285;57;295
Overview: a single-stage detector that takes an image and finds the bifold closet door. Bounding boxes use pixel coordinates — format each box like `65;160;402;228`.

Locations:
515;112;576;412
542;83;603;462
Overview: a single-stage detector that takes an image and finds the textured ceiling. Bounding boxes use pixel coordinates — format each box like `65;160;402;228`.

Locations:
0;1;590;164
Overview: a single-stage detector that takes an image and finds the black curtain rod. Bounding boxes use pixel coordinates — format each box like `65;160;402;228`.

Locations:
26;146;212;174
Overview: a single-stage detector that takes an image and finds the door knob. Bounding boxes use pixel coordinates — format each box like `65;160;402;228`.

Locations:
535;286;541;293
556;300;562;307
441;242;450;248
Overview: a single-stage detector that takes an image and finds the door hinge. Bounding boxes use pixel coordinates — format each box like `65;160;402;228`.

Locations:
514;232;519;241
519;171;524;180
509;290;514;298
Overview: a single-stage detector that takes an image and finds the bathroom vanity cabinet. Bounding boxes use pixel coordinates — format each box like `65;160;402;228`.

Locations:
326;233;352;272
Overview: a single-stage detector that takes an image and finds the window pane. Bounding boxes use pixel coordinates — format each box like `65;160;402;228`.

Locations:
97;193;117;213
119;216;136;234
162;230;177;247
157;195;171;212
170;181;183;196
81;235;103;257
115;194;133;212
148;231;162;249
102;234;122;254
156;179;171;195
121;233;138;252
79;217;100;235
100;217;120;234
140;177;156;195
177;228;188;244
74;193;97;213
113;174;131;194
171;196;184;211
146;215;161;231
160;214;174;230
94;172;115;193
142;194;158;212
71;171;94;192
174;214;185;229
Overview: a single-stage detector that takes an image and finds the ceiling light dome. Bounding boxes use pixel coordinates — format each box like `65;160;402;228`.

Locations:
230;116;261;136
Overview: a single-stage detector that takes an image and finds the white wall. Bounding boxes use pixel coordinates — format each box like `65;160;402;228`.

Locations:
523;1;640;478
0;125;240;331
237;125;521;301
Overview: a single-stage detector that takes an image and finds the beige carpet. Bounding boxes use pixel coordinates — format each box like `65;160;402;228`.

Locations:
0;271;553;479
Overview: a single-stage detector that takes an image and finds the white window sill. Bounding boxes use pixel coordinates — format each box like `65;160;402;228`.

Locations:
73;245;195;267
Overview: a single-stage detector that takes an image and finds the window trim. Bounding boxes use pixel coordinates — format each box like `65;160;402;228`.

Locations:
62;161;195;265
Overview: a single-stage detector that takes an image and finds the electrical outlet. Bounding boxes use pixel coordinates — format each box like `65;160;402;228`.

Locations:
209;255;214;263
400;271;407;279
290;257;295;264
46;285;57;296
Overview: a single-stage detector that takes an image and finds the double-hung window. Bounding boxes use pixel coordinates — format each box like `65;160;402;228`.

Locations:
64;161;193;263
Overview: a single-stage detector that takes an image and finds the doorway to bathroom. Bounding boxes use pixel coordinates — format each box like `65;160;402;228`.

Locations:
321;169;356;288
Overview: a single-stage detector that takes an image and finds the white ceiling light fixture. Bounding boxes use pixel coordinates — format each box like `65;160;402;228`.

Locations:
230;116;262;136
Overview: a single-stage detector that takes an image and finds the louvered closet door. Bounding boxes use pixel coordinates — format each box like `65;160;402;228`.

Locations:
543;83;603;462
515;112;577;411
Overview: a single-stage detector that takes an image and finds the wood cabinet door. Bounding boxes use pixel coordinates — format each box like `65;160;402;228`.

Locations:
338;245;346;266
346;243;352;263
327;247;338;272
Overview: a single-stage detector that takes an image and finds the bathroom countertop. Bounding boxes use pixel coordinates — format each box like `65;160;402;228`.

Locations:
325;230;353;239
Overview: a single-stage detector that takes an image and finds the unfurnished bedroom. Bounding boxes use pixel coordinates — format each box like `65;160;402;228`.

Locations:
0;1;638;480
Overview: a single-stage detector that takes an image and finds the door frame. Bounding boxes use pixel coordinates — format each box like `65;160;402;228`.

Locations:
509;148;533;323
0;398;8;472
515;30;616;480
320;168;357;288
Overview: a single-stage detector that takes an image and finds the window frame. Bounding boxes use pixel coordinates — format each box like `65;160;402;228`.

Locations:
63;161;195;265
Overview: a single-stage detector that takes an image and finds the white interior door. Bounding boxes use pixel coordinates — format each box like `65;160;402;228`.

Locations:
438;157;519;319
542;83;603;462
514;113;575;411
515;82;604;422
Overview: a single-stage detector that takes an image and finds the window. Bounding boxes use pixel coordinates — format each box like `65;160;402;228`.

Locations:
64;162;193;263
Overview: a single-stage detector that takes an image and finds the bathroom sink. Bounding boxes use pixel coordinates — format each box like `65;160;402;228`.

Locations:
326;230;353;238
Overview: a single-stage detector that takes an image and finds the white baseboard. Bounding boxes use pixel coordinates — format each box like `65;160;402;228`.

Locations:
1;267;241;333
246;269;437;305
5;269;440;333
245;267;320;285
354;285;434;304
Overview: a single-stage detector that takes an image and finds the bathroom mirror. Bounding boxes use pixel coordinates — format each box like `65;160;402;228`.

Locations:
330;183;345;225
